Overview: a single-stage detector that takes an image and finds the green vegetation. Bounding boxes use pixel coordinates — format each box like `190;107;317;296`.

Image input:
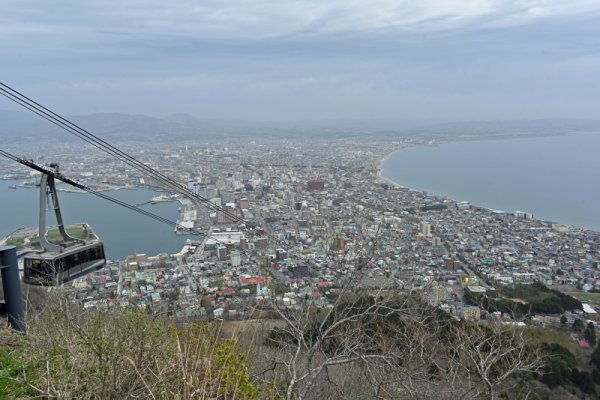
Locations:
239;284;257;294
3;237;25;250
0;346;35;398
2;226;86;251
465;282;582;316
525;326;575;352
538;343;596;394
572;368;597;395
29;225;89;248
405;204;448;213
2;289;595;399
0;300;280;399
566;291;600;304
573;318;585;333
47;226;88;242
419;204;448;212
209;279;225;288
590;344;600;370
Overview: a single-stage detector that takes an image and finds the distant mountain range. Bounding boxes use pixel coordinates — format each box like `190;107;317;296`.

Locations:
0;109;284;141
1;109;600;142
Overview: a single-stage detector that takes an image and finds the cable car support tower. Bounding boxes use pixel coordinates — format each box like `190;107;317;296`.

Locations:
37;163;84;252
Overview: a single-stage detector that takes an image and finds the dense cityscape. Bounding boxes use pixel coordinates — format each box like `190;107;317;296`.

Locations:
3;134;599;331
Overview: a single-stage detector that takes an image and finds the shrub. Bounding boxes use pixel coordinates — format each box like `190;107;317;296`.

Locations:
1;299;280;399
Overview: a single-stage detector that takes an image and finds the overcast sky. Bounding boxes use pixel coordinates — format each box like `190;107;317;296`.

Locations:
2;0;600;122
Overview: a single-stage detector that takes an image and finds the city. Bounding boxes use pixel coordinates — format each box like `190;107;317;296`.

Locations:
3;134;598;331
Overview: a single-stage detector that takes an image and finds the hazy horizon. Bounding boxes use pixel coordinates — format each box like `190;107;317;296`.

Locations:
6;106;600;125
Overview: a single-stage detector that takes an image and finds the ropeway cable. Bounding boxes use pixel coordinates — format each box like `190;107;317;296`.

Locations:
0;82;249;229
0;84;378;274
0;149;189;231
0;149;241;249
0;82;289;250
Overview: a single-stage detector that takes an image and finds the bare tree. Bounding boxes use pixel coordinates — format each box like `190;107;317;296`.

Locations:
451;322;545;400
260;284;404;399
255;280;544;400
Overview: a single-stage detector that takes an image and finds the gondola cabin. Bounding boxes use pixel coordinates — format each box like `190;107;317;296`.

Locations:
23;238;105;286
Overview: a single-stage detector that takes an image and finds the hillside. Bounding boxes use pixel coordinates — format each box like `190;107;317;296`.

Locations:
4;288;596;399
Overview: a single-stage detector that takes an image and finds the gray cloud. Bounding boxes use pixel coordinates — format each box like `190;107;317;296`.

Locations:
2;1;600;121
4;1;600;43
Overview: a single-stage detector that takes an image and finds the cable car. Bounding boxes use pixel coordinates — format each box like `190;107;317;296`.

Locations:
22;164;106;286
23;238;105;285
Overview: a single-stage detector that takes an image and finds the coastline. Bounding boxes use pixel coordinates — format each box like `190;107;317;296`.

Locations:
377;146;409;189
376;131;571;189
376;132;599;233
0;180;189;260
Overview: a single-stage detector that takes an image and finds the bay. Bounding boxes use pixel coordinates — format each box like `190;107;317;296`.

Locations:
0;180;194;260
381;132;600;231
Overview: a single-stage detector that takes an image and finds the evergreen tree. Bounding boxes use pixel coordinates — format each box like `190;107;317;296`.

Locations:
579;371;596;395
540;343;577;388
592;368;600;385
584;322;597;347
573;319;585;333
590;345;600;369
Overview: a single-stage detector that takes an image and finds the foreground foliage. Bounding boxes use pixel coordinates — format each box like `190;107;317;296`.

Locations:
0;299;279;399
0;288;561;399
259;289;545;400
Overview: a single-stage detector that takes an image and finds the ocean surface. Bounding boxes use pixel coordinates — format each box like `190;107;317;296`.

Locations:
381;132;600;231
0;180;194;260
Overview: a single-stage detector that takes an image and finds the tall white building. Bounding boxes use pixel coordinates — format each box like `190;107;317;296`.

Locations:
420;222;431;236
230;250;241;267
